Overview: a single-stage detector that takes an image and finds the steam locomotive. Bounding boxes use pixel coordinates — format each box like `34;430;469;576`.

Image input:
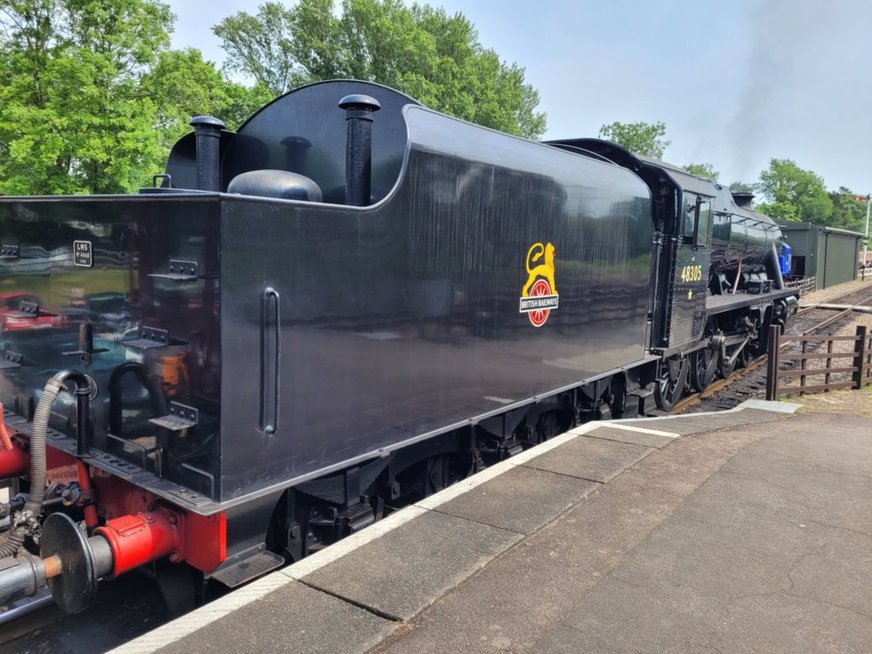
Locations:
0;80;797;615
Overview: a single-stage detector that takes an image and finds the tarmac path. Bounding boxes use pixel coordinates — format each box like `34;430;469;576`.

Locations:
374;408;871;653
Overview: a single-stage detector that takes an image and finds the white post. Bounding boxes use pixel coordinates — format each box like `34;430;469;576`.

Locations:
865;197;870;276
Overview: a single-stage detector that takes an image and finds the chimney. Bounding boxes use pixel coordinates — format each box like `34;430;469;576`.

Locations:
732;192;754;209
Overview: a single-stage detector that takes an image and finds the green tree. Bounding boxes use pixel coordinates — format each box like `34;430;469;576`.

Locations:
683;162;718;181
212;2;306;96
597;121;669;159
0;0;173;194
141;48;273;149
755;158;833;224
213;0;546;139
0;0;270;194
827;188;868;232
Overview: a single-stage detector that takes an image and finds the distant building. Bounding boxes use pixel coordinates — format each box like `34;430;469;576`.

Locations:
777;222;864;289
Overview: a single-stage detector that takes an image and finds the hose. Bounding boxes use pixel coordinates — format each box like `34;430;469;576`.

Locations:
0;376;63;557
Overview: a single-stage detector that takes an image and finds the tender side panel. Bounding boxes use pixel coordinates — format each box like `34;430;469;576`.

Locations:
218;106;654;501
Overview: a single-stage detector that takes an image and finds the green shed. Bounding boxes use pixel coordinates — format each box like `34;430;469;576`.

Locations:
777;222;863;290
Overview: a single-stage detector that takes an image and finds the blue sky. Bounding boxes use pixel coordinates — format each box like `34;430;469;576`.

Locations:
167;0;872;195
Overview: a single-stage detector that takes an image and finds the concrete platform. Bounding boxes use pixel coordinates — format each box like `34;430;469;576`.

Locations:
114;399;872;653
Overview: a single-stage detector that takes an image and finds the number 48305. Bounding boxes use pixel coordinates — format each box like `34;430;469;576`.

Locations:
679;264;702;283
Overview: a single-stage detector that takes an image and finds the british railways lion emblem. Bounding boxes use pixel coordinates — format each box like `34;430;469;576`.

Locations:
519;242;559;327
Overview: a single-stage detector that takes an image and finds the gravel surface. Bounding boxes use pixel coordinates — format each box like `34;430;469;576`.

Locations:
794;386;872;418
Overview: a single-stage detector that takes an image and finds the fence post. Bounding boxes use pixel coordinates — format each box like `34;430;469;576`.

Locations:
854;325;868;389
766;324;781;401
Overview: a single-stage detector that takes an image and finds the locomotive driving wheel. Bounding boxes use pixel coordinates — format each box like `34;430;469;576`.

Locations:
689;322;718;392
737;335;761;369
689;347;717;392
654;356;689;411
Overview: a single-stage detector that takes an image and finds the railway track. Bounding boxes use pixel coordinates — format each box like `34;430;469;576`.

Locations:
672;284;872;415
0;572;166;653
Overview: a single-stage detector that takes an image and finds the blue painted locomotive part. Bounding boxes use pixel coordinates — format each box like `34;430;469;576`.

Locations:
779;241;792;276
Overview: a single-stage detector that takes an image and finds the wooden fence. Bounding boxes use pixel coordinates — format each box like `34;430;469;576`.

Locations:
784;276;816;294
766;324;872;400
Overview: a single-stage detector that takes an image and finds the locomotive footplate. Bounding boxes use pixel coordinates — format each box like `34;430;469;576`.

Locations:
705;287;798;316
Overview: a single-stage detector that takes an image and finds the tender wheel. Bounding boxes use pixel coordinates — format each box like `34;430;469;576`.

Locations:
689;346;717;392
654;357;689;411
390;454;469;509
423;454;469;496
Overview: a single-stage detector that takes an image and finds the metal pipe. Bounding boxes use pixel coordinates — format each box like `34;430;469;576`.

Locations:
51;370;93;458
338;94;381;206
76;385;90;457
0;590;54;626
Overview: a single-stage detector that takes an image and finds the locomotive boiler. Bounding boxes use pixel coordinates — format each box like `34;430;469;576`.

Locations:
0;80;797;615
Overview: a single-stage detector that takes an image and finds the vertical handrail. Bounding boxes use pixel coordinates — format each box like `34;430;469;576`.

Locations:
260;287;281;435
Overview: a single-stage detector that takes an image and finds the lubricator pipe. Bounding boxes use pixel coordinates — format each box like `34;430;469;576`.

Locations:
338;94;381;206
77;461;98;529
0;370;90;558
